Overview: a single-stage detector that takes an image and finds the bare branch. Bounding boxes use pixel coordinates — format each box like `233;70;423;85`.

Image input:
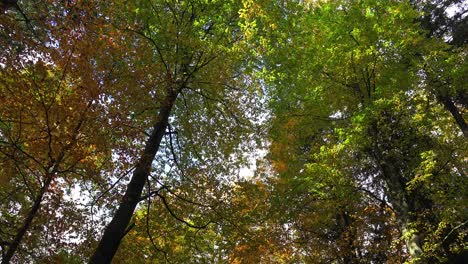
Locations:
156;192;210;229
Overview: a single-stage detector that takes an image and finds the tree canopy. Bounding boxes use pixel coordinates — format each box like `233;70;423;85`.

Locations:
0;0;466;263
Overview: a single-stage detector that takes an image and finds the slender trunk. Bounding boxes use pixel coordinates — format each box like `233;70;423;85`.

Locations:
2;104;89;263
438;94;468;137
89;93;177;264
1;175;53;264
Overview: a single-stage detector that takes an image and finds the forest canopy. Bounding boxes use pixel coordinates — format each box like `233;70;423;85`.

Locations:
0;0;466;263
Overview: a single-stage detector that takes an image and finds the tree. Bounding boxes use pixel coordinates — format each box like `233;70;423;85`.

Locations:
259;0;467;262
0;1;120;262
412;0;468;136
1;0;466;263
89;0;261;262
2;0;261;262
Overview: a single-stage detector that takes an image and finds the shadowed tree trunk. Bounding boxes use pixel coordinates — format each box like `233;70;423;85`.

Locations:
438;94;468;137
1;108;88;264
89;92;177;263
2;175;52;264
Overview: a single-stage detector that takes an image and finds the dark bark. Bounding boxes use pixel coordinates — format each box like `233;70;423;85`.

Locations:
410;0;468;137
1;107;88;263
89;93;177;264
1;175;52;264
438;94;468;137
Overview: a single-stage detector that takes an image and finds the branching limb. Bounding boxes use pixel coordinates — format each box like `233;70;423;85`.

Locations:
156;192;210;229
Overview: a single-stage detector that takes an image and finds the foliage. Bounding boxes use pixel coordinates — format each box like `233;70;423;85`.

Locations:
0;0;466;263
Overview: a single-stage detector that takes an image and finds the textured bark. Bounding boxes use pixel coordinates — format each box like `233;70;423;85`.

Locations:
380;165;424;259
89;93;177;264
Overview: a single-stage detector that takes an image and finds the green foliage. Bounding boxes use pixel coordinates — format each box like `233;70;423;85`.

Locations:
0;0;466;263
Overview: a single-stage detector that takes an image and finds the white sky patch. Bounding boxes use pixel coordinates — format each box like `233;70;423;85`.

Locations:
238;167;254;178
446;0;468;17
237;148;268;180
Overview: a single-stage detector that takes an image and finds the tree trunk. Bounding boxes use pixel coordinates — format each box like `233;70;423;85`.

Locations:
2;109;88;263
438;94;468;137
369;124;424;261
381;170;424;260
1;175;52;264
89;93;177;263
401;222;423;259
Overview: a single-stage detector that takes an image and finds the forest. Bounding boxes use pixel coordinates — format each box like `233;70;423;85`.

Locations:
0;0;467;263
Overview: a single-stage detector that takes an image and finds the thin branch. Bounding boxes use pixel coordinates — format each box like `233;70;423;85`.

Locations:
166;124;195;185
156;192;210;229
144;180;171;263
139;189;160;202
147;177;209;208
443;220;468;243
121;26;170;73
90;166;136;206
15;163;36;198
356;186;396;214
348;30;360;46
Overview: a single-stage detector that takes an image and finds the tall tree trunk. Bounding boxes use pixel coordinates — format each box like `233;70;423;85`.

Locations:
1;175;53;264
438;94;468;137
380;165;424;260
369;124;424;261
89;93;177;263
